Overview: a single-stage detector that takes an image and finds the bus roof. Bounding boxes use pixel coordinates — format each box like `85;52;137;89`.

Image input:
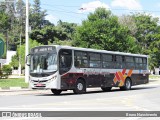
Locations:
37;45;148;58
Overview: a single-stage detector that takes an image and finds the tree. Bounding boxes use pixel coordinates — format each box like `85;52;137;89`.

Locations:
30;22;77;45
15;0;26;37
132;13;159;54
118;15;137;36
57;20;77;40
148;37;160;70
74;8;138;53
29;0;47;29
0;11;10;32
10;39;42;69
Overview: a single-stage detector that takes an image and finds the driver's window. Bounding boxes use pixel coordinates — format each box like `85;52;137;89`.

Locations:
59;49;72;75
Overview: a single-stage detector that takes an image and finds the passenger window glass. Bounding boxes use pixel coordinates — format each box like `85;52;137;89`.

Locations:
102;54;113;68
74;51;88;68
89;53;101;68
115;55;124;69
135;57;146;70
125;56;135;69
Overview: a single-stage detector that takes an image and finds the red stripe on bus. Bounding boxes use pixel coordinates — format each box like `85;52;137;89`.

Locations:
115;72;121;81
122;69;126;75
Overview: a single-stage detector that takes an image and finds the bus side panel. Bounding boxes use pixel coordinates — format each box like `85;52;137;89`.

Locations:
60;73;88;90
60;72;149;90
131;74;149;86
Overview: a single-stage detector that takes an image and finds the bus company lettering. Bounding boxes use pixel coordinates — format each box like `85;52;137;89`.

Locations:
83;69;110;76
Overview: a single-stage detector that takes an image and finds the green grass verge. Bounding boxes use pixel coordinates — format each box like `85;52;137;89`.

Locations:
0;78;28;88
149;75;160;79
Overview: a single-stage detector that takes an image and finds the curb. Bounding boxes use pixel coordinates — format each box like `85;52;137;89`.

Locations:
0;87;30;91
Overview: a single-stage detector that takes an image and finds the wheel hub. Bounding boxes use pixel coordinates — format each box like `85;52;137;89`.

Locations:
77;83;83;90
126;80;130;89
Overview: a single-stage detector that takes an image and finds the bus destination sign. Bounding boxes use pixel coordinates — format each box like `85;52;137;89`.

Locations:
32;46;55;53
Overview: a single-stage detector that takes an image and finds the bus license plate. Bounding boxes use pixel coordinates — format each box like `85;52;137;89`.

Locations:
36;83;43;86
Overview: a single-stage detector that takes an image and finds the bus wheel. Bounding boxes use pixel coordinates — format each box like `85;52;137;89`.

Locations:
120;78;131;90
101;87;112;92
73;79;86;94
51;89;62;95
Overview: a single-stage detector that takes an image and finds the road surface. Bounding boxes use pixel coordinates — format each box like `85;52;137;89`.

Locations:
0;79;160;120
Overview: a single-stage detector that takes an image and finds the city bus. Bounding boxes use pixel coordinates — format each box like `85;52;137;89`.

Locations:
26;45;149;95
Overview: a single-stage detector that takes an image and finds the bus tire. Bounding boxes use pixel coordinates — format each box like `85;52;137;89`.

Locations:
101;87;112;92
73;79;86;94
120;78;132;90
51;89;62;95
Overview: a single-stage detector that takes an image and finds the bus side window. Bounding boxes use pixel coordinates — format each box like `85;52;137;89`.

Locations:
74;51;88;68
115;55;123;69
102;54;113;68
135;57;143;70
89;53;101;68
125;56;135;69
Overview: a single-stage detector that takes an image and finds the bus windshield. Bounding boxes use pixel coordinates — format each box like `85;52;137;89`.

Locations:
30;53;57;75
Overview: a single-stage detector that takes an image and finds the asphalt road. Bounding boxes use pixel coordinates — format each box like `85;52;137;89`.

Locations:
0;79;160;120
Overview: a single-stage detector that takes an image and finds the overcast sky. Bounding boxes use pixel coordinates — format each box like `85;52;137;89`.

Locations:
36;0;160;24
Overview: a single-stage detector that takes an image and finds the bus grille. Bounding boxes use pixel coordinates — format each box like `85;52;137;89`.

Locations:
32;80;48;83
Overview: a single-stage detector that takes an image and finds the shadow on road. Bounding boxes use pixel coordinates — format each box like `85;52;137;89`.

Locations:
36;86;157;96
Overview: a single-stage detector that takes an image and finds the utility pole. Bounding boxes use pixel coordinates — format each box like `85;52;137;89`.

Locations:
18;32;21;77
25;0;29;83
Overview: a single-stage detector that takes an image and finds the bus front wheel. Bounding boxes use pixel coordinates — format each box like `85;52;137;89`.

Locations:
73;79;86;94
120;78;132;90
51;89;62;95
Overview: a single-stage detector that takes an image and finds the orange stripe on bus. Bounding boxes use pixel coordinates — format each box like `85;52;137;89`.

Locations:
113;77;117;84
118;71;125;83
128;69;133;77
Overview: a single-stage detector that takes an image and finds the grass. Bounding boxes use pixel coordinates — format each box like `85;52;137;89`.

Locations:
149;75;160;79
0;78;29;88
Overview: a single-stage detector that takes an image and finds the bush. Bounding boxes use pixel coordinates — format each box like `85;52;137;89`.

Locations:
2;65;12;75
0;67;2;76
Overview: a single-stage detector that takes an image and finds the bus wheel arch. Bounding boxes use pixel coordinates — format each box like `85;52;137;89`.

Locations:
120;77;132;90
73;77;86;94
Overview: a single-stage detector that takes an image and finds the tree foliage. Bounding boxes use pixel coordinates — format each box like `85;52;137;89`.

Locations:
74;8;138;53
29;0;47;29
10;39;42;68
0;0;160;71
132;13;159;54
30;21;77;45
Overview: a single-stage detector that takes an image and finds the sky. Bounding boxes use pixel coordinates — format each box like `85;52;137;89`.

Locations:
36;0;160;24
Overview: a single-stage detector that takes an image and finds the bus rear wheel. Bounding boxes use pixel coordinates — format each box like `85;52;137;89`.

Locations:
73;79;86;94
51;89;62;95
120;78;131;90
101;87;112;92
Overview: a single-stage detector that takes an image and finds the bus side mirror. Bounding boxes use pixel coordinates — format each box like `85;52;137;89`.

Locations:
26;54;30;66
